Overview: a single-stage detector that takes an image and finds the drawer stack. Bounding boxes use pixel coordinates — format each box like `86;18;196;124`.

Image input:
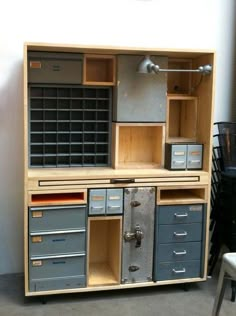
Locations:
154;204;206;281
28;205;87;291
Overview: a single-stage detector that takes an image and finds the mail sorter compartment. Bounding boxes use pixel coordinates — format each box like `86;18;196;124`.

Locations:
165;143;203;170
29;205;86;232
155;260;201;281
28;51;83;84
158;204;203;225
29;230;86;257
89;189;123;215
157;242;202;262
29;253;86;292
158;223;202;243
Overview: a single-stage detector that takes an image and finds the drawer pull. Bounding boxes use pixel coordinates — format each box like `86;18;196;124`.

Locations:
174;213;188;218
91;206;104;210
108;206;121;209
173;160;185;165
173;250;187;256
172;268;186;274
174;231;187;237
188;160;201;164
110;178;135;184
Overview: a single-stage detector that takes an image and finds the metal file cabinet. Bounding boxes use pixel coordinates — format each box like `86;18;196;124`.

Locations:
165;143;203;170
28;205;87;291
89;188;123;215
154;204;206;281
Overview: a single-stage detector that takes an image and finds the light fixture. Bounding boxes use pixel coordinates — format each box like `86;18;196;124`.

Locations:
137;55;212;75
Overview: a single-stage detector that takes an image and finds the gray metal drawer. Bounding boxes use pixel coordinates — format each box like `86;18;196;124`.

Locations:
28;52;82;84
170;144;187;170
106;189;123;214
154;260;201;281
29;253;86;287
157;242;201;262
29;205;86;232
158;223;202;243
29;275;86;292
29;229;86;256
158;205;203;224
89;189;106;215
187;144;203;170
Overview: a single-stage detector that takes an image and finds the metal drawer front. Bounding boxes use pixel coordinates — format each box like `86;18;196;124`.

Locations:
30;275;86;292
157;242;201;262
155;260;201;281
122;187;155;283
29;253;86;281
29;230;86;256
28;52;82;84
89;189;106;215
158;223;202;243
106;189;123;214
158;205;203;224
171;144;187;169
187;144;203;170
29;205;87;232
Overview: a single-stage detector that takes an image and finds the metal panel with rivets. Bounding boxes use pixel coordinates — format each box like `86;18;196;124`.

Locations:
122;187;155;283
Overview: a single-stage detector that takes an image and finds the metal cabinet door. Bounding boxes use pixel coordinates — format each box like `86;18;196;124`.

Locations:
187;144;203;169
122;187;155;283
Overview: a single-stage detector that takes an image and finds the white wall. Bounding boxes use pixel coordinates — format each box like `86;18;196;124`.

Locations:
0;0;235;274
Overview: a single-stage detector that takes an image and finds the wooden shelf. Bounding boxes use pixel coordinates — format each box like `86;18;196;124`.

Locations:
83;54;116;86
87;216;122;287
157;186;207;205
29;190;87;206
166;95;198;143
112;123;165;169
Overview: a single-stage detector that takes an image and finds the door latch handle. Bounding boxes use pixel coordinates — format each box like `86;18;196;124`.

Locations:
129;265;140;272
124;224;144;248
130;200;141;207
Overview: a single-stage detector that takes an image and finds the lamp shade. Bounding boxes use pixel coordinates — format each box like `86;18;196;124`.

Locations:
137;55;153;73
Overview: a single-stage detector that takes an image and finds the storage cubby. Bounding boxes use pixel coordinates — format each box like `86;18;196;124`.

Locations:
29;85;112;167
166;95;198;143
167;59;192;94
112;123;165;169
29;190;87;206
83;54;116;86
157;186;207;205
88;216;122;286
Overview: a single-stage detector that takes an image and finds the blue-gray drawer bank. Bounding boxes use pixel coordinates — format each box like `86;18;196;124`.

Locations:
29;205;87;292
153;204;206;281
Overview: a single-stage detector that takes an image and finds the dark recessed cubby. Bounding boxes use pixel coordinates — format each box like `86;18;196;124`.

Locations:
29;85;112;168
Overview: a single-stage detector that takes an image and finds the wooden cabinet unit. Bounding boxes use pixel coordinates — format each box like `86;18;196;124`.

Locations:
24;43;215;296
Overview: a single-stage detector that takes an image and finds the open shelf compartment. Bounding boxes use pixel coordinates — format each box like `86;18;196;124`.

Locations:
83;54;116;86
88;216;122;286
167;59;193;94
112;123;165;169
157;186;207;205
29;189;87;206
166;95;198;143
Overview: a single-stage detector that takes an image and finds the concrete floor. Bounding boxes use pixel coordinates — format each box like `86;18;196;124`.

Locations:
0;273;235;316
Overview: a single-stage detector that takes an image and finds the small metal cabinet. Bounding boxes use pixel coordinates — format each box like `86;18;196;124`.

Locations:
28;204;87;291
165;143;203;170
28;52;83;84
114;55;167;122
89;189;123;215
153;204;206;281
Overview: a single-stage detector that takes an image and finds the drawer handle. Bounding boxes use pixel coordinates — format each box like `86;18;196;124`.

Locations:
91;206;104;210
110;178;135;184
108;206;121;209
173;250;187;256
173;160;185;165
188;160;201;164
174;213;188;218
172;268;186;274
174;231;187;237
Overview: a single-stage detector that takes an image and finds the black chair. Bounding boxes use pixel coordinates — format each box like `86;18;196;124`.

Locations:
209;122;236;302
